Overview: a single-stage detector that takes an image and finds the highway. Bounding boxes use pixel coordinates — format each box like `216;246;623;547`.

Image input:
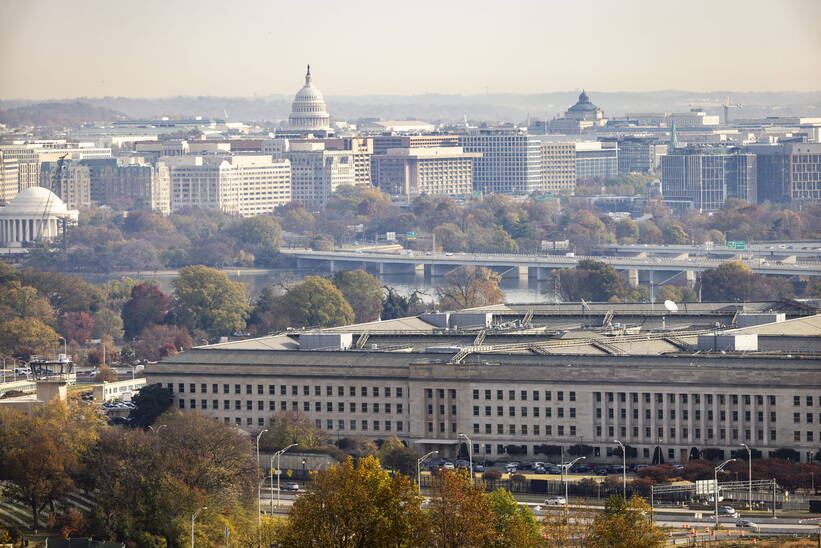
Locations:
281;248;821;277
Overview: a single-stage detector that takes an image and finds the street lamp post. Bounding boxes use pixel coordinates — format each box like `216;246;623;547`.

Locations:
562;456;586;512
417;451;439;495
458;433;473;484
714;458;736;528
614;439;627;500
255;429;268;533
275;443;298;508
190;506;207;548
740;443;752;510
58;337;67;357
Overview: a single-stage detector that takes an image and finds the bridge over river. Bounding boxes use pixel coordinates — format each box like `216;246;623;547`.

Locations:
280;248;821;286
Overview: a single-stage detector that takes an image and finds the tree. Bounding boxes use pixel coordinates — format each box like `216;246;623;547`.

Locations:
333;269;384;323
378;436;419;477
95;365;118;382
228;215;282;248
128;384;174;429
427;469;497;548
277;456;427;548
133;324;193;362
19;269;104;314
656;284;697;303
662;223;689;245
171;265;249;339
92;308;124;340
437;266;504;311
272;276;354;329
0;399;103;528
382;287;428;320
260;410;326;451
585;496;664;548
552;259;629;302
487;489;542;548
122;283;169;339
0;281;56;326
0;317;58;359
58;311;95;344
698;261;777;302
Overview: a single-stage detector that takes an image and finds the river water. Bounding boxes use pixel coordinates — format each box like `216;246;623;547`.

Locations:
79;267;555;304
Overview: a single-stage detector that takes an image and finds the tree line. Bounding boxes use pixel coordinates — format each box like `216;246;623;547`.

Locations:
0;396;666;548
21;183;821;274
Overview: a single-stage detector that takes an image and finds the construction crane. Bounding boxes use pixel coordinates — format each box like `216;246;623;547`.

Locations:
688;96;742;124
39;153;68;248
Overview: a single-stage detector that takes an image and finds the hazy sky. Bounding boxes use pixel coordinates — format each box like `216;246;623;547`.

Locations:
1;0;819;100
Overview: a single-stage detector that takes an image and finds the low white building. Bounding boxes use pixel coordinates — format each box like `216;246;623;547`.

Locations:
0;186;78;245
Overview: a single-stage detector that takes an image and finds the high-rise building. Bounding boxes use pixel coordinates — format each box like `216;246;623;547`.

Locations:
38;160;93;210
458;129;541;194
575;141;618;181
319;138;373;186
0;152;19;204
539;142;576;195
285;143;354;209
372;147;480;197
749;142;821;203
372;135;459;156
288;65;331;133
167;155;291;216
601;137;667;175
661;146;756;211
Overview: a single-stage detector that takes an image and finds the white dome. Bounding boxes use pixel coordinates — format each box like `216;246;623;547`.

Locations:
5;186;69;215
288;65;330;131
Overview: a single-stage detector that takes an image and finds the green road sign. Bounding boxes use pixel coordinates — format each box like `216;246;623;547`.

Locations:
406;231;417;240
728;241;746;250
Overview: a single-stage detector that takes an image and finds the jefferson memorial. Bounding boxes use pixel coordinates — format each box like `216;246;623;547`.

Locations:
0;186;78;245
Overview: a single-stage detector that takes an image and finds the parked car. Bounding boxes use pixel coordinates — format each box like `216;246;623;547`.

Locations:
454;459;470;469
533;465;546;474
544;496;567;505
547;466;562;474
282;482;299;491
442;461;455;470
518;462;533;470
505;462;519;472
473;464;484;472
735;519;758;529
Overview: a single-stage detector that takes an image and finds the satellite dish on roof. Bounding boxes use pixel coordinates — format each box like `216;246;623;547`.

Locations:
664;300;679;312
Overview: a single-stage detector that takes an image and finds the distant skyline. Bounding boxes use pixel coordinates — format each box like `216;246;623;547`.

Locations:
1;0;820;100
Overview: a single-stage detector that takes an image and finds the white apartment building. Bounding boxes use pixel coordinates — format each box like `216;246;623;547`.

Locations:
0;152;19;204
167;155;291;216
458;129;542;195
538;142;576;195
285;142;354;209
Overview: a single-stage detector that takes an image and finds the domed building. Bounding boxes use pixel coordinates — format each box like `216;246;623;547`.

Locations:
547;90;607;134
288;65;331;133
0;186;78;245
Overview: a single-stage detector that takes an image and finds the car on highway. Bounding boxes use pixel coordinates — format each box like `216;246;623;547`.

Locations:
544;496;567;505
718;506;738;517
282;482;299;491
735;519;758;529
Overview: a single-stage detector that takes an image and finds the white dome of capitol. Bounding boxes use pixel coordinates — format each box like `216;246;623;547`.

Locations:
288;65;330;131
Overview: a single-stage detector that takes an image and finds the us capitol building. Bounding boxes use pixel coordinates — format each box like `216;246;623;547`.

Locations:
146;300;821;465
287;65;331;135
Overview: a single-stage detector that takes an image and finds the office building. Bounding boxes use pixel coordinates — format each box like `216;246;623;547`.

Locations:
319;138;374;186
0;152;19;204
146;301;821;464
601;137;667;175
167;155;292;216
358;120;436;134
288;65;331;133
285;143;354;209
458;129;542;194
372;135;459;156
372;147;480;196
39;160;92;209
750;142;821;203
539;142;576;195
661;146;756;211
575;141;618;181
